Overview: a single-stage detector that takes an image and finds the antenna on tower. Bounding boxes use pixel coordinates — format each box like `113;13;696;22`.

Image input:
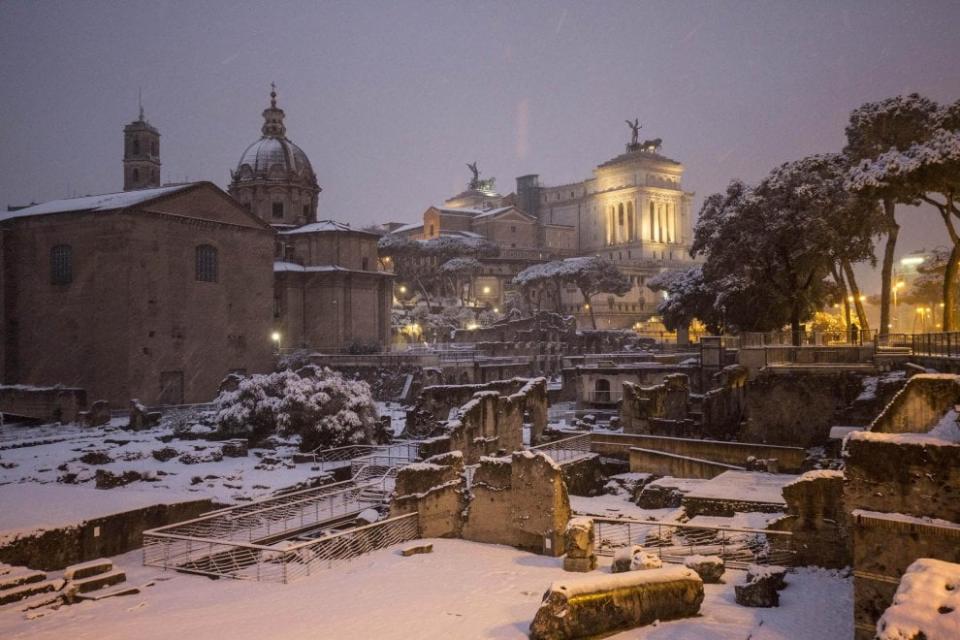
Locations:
138;87;144;121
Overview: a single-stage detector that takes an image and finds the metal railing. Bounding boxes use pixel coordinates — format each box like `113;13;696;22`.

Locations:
144;512;419;583
590;517;795;569
527;433;593;464
911;332;960;358
311;441;422;469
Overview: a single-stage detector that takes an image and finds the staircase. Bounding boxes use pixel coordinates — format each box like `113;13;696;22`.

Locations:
0;558;138;613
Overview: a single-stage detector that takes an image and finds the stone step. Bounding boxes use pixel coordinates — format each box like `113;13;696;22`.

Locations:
0;570;46;592
63;558;114;581
76;584;140;602
0;579;59;607
69;568;126;594
18;589;64;612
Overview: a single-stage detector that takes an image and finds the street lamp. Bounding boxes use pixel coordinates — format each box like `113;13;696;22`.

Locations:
271;331;281;353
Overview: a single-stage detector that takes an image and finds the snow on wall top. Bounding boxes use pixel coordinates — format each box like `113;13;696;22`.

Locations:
0;184;194;222
280;220;378;235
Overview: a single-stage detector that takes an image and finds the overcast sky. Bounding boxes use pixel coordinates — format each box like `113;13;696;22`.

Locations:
1;0;958;292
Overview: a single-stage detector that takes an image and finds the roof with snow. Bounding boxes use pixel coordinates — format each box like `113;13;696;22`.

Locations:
274;261;390;276
389;221;424;234
0;184;195;222
279;220;378;236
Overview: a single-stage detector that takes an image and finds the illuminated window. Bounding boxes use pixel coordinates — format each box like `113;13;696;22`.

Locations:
195;245;218;282
50;245;72;285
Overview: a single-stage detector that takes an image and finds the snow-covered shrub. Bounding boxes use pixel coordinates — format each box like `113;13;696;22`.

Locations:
213;368;379;451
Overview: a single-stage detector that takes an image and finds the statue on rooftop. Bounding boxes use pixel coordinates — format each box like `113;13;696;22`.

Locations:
467;161;480;189
626;118;642;147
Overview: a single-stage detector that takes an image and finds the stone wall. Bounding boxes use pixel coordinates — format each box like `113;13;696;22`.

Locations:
701;364;748;439
0;385;87;423
851;511;960;640
592;433;806;472
770;470;850;568
621;374;689;434
410;378;548;460
629;447;744;479
0;498;212;570
741;370;865;447
845;433;960;523
868;373;960;435
390;450;572;557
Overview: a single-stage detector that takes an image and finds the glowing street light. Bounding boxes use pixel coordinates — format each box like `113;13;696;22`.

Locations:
271;331;281;353
398;285;407;294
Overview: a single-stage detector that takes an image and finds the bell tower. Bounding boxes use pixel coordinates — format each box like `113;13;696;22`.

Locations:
123;97;161;191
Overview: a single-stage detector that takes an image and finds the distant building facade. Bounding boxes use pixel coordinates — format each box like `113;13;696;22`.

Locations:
0;183;275;406
274;221;393;351
387;134;697;329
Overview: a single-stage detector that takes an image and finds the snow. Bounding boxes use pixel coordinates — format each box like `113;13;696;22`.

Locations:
783;469;844;489
684;512;785;531
0;541;853;640
685;471;794;506
274;261;351;272
850;411;960;447
550;565;692;598
279;220;375;235
0;184;193;221
569;494;679;522
876;558;960;640
0;484;188;543
0;419;326;506
851;509;960;532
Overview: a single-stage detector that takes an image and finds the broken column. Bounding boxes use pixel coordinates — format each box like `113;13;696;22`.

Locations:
562;517;596;572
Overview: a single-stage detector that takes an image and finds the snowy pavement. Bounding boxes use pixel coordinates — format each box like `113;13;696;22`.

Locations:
0;539;852;639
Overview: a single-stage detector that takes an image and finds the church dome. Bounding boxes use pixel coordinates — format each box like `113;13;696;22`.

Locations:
235;136;316;184
230;86;319;189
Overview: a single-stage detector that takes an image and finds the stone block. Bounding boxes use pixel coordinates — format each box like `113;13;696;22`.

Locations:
400;544;433;557
529;566;704;640
683;555;725;583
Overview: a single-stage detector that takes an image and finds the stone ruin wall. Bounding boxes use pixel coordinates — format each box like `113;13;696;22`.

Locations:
700;364;748;440
867;373;960;435
741;370;865;447
389;449;572;557
620;374;690;435
842;373;960;639
412;378;548;463
769;470;850;569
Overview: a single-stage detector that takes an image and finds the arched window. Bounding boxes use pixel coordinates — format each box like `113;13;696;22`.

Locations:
132;138;140;156
50;245;73;285
272;202;284;219
195;245;218;282
132;168;140;183
594;379;611;403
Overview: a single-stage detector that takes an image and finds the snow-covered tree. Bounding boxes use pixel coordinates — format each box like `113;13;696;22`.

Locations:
844;94;943;337
213;368;381;451
693;158;855;345
513;256;630;328
849;104;960;330
439;257;482;303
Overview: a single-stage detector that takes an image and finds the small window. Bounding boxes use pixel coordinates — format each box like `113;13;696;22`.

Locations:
428;224;435;236
511;226;516;232
196;244;218;282
50;245;72;285
302;204;309;217
132;168;140;183
152;141;158;156
272;202;284;218
132;139;140;156
362;257;369;270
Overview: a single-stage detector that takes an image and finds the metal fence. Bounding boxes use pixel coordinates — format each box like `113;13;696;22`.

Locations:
590;517;795;569
527;433;593;464
911;332;960;358
144;512;419;583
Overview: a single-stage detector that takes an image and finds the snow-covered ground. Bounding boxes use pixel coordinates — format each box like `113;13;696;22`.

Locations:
0;417;326;510
0;539;852;639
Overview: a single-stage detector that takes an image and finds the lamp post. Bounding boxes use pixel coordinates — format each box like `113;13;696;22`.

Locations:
271;331;281;354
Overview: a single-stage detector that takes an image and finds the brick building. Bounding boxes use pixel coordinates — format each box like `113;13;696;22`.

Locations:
0;182;275;406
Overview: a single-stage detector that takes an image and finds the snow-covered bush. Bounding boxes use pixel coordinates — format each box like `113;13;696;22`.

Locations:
213;368;379;451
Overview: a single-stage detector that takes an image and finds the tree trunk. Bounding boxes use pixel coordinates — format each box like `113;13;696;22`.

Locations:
879;199;899;337
790;302;802;347
842;260;869;332
831;262;852;329
944;243;960;332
